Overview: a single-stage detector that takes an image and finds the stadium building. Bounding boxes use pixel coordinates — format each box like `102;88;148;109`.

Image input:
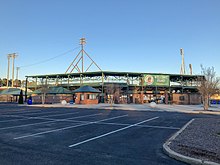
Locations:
24;38;203;104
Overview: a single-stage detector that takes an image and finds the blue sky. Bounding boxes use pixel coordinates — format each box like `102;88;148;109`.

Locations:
0;0;220;80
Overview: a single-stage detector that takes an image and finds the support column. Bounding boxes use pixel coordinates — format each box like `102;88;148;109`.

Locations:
80;74;83;86
35;77;37;90
101;72;105;103
127;74;130;104
6;54;11;88
25;77;28;102
67;75;70;89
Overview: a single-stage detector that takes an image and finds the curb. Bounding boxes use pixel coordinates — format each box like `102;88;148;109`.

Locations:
163;119;220;165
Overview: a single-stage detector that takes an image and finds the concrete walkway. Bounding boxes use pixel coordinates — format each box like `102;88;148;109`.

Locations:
28;103;220;115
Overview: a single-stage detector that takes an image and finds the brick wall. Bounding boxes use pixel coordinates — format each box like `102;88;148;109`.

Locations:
75;93;99;104
172;93;201;105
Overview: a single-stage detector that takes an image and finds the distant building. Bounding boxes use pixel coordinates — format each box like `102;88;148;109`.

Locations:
25;71;204;105
73;85;101;104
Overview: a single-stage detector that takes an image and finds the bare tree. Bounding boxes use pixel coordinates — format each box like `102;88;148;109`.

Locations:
105;84;122;105
39;85;49;104
198;65;220;110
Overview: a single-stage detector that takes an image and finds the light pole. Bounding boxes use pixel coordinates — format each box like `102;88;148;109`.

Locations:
16;67;20;87
80;38;86;73
11;53;18;87
6;54;12;87
180;48;185;75
6;53;18;88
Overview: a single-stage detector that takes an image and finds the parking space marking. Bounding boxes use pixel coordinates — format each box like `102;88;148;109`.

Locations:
54;119;180;130
136;125;180;130
94;122;180;130
0;111;80;123
14;115;128;140
0;109;43;114
1;110;78;117
1;111;80;119
29;111;80;118
0;118;31;123
28;112;102;121
68;116;159;148
0;113;103;130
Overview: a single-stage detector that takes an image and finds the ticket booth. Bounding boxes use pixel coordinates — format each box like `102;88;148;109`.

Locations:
73;85;101;104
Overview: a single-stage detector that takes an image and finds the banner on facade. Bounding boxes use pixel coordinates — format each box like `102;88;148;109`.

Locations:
143;74;170;86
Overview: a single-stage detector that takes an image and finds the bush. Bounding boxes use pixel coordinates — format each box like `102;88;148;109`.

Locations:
18;90;24;104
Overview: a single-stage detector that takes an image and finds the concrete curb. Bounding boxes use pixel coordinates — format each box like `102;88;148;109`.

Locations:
163;119;220;165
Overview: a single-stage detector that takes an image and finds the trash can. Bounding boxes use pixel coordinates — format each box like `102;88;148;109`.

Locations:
27;99;32;105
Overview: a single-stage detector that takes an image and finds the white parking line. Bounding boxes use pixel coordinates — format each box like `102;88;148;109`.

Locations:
34;111;80;118
1;111;80;118
0;109;44;115
0;113;103;130
14;115;128;140
2;110;78;117
51;119;180;130
0;117;32;123
94;122;180;130
136;125;180;130
68;116;159;148
28;112;102;121
0;111;80;123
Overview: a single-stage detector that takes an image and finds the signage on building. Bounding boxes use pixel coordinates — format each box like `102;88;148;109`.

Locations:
143;74;170;86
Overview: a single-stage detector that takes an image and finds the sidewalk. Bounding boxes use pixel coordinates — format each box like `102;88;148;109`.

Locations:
28;103;220;115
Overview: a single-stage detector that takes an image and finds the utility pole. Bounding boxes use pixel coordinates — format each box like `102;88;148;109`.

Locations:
65;38;102;74
16;67;20;87
80;38;86;73
6;54;11;88
180;48;185;75
16;67;20;80
11;53;18;87
189;64;193;75
6;53;18;87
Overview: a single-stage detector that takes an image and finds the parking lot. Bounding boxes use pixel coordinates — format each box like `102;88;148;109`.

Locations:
0;104;210;165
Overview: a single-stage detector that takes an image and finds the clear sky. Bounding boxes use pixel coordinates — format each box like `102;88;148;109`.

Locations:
0;0;220;80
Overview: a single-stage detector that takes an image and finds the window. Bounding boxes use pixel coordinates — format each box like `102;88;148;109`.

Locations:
80;94;84;101
179;96;185;101
89;94;97;100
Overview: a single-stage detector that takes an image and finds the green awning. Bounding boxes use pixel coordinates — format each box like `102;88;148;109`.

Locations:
0;88;32;96
33;86;72;94
73;85;101;93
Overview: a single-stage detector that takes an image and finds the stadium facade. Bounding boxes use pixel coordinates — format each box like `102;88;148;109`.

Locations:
25;71;203;104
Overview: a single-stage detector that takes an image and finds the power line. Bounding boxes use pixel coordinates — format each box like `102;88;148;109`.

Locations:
19;46;80;68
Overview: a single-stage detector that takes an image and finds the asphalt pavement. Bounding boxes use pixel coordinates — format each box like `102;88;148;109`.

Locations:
0;103;219;165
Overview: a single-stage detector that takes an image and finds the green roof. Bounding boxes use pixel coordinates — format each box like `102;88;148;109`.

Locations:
73;85;101;93
26;70;204;80
33;86;72;94
0;88;31;96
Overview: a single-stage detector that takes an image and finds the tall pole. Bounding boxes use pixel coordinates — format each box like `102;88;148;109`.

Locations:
16;67;20;80
16;67;20;88
180;48;185;75
6;54;11;88
80;38;86;73
65;38;101;73
11;53;18;87
189;64;192;75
